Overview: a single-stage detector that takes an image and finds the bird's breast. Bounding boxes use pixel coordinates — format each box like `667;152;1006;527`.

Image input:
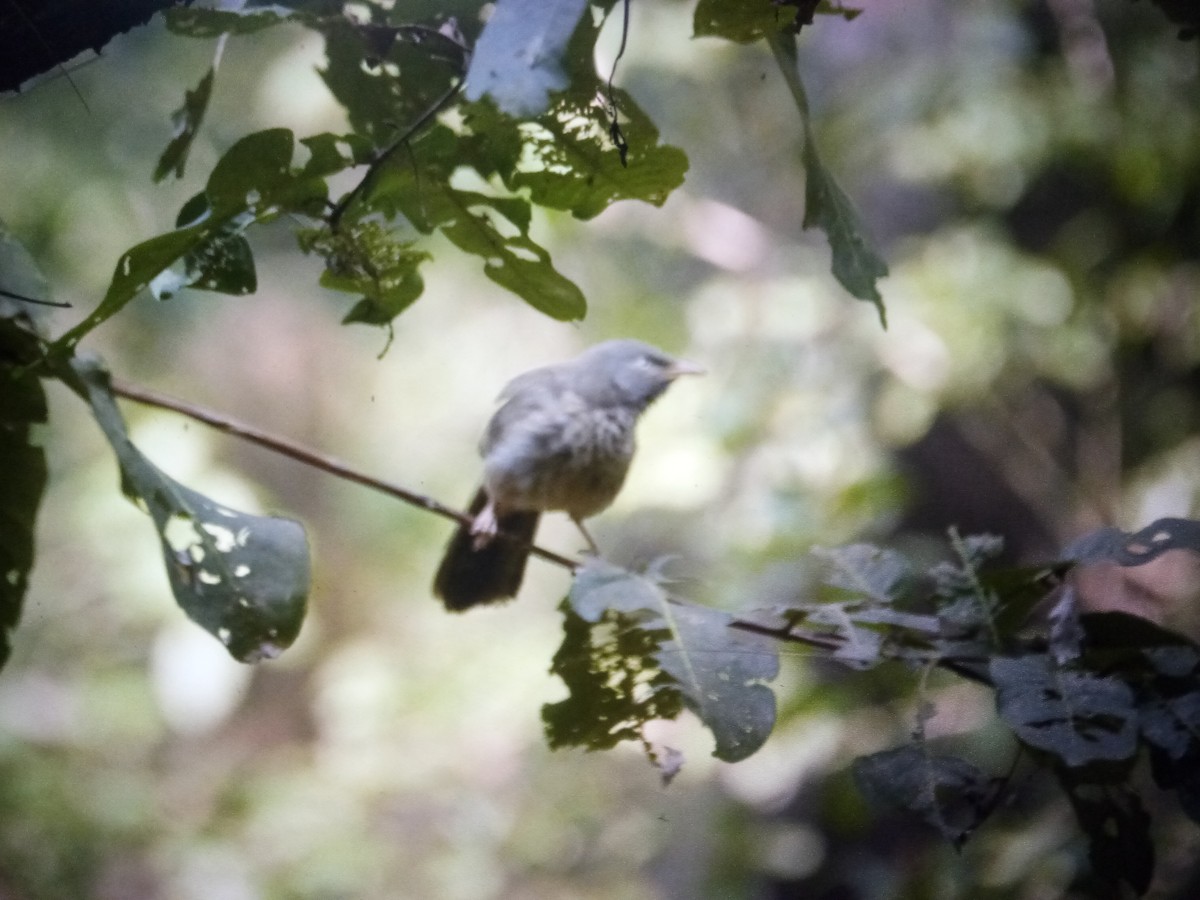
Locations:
482;396;638;519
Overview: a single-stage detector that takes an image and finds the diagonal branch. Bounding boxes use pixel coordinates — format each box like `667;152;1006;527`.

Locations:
107;377;579;571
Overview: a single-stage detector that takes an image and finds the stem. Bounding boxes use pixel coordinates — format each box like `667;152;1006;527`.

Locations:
108;377;579;571
328;76;466;231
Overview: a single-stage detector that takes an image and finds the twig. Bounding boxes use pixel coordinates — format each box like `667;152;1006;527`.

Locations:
1;287;72;308
107;377;579;571
328;76;466;231
726;618;994;686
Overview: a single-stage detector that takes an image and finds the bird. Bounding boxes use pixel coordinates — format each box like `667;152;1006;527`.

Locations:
433;339;703;611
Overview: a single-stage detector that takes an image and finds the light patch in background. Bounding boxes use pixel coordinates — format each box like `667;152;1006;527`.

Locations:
151;620;253;735
254;30;348;136
679;197;772;272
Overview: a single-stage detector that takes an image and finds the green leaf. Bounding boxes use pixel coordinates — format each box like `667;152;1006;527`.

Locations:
853;745;1001;848
802;141;888;322
318;19;463;149
0;291;48;672
507;90;689;220
991;654;1138;769
543;601;685;753
54;129;337;352
694;0;805;43
164;5;295;38
553;560;779;763
68;356;310;663
363;151;586;320
151;192;258;300
154;65;216;182
464;0;589;117
768;33;888;323
298;220;430;325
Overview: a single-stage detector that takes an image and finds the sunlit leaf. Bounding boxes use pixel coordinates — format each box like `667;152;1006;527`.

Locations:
693;0;806;43
543;602;684;752
508;90;689;220
68;356;310;663
464;0;589;117
163;6;296;38
551;560;779;763
991;654;1138;769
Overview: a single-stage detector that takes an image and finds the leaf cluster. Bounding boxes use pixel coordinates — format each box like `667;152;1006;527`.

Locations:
551;523;1200;895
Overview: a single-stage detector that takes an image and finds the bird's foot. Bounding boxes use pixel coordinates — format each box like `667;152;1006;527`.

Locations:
470;502;500;550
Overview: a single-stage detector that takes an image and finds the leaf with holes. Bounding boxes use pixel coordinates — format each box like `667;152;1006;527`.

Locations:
991;654;1138;770
853;745;1001;848
558;559;779;762
69;356;310;663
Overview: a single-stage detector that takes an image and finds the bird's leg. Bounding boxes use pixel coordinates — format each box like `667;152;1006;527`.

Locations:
570;516;600;556
470;499;500;550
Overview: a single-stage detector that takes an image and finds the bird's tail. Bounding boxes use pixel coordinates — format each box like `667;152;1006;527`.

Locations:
433;488;540;611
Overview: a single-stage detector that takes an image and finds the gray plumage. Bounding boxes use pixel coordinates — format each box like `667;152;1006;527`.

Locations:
434;339;701;611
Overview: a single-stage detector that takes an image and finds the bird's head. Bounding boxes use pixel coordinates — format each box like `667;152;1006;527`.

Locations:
577;339;704;410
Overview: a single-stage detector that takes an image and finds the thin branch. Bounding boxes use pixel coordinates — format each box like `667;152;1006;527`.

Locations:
107;377;579;571
1;287;72;308
726;618;994;686
328;75;466;231
109;381;997;683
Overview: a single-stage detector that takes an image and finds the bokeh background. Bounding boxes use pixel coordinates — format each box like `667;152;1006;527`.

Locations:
2;1;1200;897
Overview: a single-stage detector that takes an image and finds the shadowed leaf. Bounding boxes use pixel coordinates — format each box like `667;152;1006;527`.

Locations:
991;654;1138;769
68;356;310;663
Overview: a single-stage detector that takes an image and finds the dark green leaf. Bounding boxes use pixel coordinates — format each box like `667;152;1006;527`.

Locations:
155;64;216;182
803;141;888;322
1063;782;1154;896
318;19;462;149
508;90;689;220
562;560;779;762
543;601;684;752
464;0;589;117
164;6;295;38
69;357;310;663
991;654;1138;769
769;34;888;322
694;0;805;43
55;129;337;351
367;154;588;321
853;745;1001;848
0;296;48;672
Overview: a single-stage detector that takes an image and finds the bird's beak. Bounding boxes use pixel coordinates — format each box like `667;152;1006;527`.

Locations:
666;358;705;379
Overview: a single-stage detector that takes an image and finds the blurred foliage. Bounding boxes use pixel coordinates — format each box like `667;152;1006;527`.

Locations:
3;0;1200;898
